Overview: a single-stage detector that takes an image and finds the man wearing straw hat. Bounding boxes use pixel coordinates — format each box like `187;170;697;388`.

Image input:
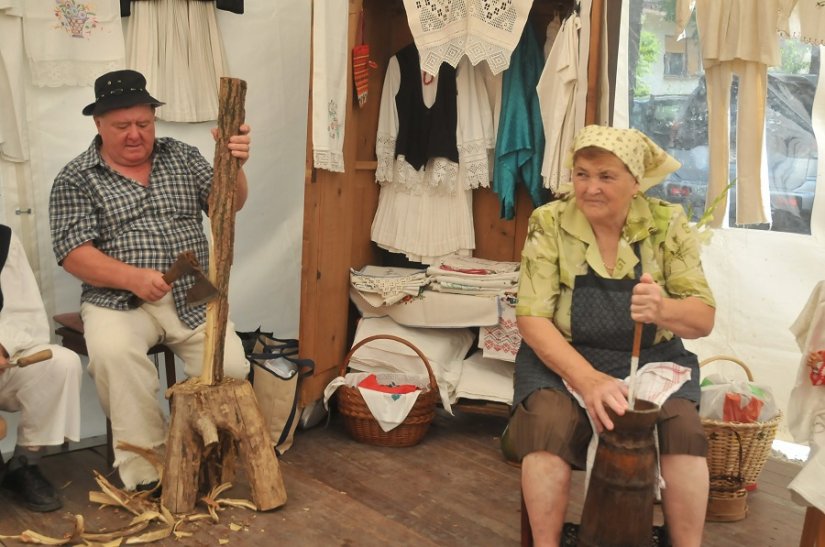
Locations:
49;69;252;493
508;125;716;546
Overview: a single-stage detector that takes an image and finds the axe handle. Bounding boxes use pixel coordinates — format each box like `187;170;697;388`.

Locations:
13;349;53;367
163;251;200;285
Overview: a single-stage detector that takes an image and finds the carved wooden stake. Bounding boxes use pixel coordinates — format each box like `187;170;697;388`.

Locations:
162;77;286;513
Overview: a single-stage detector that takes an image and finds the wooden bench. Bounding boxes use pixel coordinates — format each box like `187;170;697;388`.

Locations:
53;312;177;467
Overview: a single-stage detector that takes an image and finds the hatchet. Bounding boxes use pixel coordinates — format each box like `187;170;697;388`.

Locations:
163;251;221;306
0;349;53;369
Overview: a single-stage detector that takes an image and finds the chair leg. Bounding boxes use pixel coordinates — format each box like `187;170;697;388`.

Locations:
521;492;533;547
106;418;114;468
800;506;825;547
162;348;176;388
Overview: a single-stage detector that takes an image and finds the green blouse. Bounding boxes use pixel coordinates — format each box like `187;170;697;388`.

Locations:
516;194;716;344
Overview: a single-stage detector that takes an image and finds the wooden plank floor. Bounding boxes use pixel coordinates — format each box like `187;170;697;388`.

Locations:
0;410;809;546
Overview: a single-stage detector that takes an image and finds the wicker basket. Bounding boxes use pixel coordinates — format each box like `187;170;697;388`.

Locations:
700;356;782;491
336;334;439;447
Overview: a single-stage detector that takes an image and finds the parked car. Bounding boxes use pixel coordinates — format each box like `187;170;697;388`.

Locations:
633;73;818;234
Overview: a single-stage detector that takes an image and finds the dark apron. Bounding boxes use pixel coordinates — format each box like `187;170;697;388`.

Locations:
513;246;700;409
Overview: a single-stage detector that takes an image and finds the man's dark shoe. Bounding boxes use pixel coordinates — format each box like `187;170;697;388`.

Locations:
135;480;162;499
1;456;62;512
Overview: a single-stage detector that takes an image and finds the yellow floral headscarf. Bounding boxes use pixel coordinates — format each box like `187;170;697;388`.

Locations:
564;125;681;192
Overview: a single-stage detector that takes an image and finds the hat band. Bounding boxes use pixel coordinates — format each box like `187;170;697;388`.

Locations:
96;87;147;100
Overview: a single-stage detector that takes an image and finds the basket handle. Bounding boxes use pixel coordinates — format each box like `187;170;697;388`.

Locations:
699;355;754;382
340;334;439;393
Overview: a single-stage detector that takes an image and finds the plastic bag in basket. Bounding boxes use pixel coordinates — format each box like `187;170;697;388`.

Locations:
700;376;779;423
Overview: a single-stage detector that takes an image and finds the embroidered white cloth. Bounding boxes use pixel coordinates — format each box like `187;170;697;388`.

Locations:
479;300;521;362
126;0;228;122
786;280;825;512
323;372;428;432
23;0;124;87
402;0;535;76
785;0;825;46
350;265;430;306
435;253;520;274
350;287;500;328
312;0;348;172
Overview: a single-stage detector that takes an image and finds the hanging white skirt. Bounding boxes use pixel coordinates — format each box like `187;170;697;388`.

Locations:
126;0;228;122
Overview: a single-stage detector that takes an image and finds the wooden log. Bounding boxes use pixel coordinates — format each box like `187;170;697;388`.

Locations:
202;77;247;386
161;378;287;513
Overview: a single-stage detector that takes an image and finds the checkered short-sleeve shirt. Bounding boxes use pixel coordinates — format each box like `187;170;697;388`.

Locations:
49;136;213;329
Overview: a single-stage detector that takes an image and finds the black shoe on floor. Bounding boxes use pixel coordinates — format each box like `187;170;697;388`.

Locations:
1;456;62;513
135;480;162;499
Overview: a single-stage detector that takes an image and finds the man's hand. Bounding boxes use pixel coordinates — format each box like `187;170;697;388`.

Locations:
631;272;663;324
211;124;252;166
0;344;8;375
130;268;171;302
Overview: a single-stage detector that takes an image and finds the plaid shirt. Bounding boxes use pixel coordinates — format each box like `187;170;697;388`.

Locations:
50;136;212;329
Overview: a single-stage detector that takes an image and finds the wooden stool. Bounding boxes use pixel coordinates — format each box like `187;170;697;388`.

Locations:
53;312;177;467
800;507;825;547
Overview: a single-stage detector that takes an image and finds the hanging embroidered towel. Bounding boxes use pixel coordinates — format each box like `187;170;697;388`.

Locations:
403;0;535;76
352;9;377;108
479;301;522;362
312;0;348;172
23;0;124;87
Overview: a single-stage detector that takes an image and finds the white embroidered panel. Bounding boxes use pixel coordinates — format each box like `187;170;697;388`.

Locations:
404;0;534;76
23;0;125;87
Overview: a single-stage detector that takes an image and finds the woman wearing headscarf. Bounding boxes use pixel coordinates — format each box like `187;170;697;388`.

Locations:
509;125;716;546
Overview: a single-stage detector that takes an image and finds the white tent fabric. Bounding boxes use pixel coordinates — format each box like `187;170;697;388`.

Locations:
0;2;310;454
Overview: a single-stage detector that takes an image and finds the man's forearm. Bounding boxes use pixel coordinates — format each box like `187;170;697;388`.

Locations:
61;243;137;291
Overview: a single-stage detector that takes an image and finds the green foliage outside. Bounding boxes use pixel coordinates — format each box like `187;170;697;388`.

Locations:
778;39;811;74
636;31;659;97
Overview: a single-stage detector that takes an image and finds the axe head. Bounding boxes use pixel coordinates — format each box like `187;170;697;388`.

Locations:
186;276;221;306
164;251;221;306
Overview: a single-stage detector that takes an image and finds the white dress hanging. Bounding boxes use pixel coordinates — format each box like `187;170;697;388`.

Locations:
126;0;228;122
372;52;494;264
537;14;581;194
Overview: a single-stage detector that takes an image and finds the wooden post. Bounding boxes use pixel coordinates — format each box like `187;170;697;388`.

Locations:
202;77;246;385
162;77;287;513
586;0;604;125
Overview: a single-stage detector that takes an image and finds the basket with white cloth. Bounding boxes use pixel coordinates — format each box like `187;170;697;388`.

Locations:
326;334;439;447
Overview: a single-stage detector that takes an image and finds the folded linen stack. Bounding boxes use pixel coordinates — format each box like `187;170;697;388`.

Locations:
350;265;430;306
426;254;519;296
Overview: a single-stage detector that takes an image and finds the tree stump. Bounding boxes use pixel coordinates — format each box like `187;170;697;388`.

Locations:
161;77;286;513
161;379;286;513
